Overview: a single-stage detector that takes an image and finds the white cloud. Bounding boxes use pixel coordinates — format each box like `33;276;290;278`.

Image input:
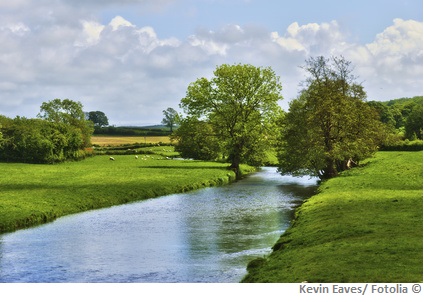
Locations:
0;0;421;126
0;22;30;36
109;15;135;31
367;18;422;56
346;18;423;100
78;21;105;46
271;21;349;55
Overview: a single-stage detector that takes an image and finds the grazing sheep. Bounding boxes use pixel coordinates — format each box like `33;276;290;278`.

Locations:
135;155;138;159
109;157;115;161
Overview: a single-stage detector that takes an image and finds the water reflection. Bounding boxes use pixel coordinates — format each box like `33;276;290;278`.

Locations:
0;167;317;283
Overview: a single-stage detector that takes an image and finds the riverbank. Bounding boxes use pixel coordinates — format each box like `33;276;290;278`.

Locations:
0;155;255;234
242;151;423;283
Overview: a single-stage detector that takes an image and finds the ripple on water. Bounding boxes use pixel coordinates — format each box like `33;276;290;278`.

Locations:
0;168;318;283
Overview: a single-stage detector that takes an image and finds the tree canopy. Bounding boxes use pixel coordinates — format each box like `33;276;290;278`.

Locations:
172;117;222;161
177;63;283;176
368;96;423;141
37;98;93;148
277;56;386;179
88;111;109;128
0;99;93;163
161;107;179;132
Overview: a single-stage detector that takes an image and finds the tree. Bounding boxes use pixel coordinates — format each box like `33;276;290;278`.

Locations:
179;63;283;177
405;103;423;140
172;117;222;160
37;99;93;148
161;107;179;132
367;101;397;131
0;123;3;146
38;99;85;124
88;111;109;128
278;56;385;179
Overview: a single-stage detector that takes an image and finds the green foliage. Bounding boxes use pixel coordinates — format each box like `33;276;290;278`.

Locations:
243;151;423;283
0;155;254;233
88;111;109;128
366;101;397;130
0;99;94;164
366;96;423;148
38;98;93;148
93;126;171;136
377;96;423;135
380;139;423;151
0;116;90;163
172;117;222;160
161;107;179;132
0;123;3;145
178;63;283;175
404;102;423;140
278;56;385;179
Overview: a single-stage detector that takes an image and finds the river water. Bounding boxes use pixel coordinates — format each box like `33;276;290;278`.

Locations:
0;167;317;283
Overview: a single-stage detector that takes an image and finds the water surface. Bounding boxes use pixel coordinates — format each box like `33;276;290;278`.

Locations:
0;167;317;282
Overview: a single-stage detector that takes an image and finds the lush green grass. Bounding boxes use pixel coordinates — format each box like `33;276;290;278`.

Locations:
0;154;254;234
242;151;423;283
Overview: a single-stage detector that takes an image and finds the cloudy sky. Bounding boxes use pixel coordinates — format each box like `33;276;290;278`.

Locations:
0;0;422;126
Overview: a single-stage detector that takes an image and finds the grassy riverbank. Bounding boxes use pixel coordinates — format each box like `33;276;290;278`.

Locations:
0;155;254;234
242;151;423;283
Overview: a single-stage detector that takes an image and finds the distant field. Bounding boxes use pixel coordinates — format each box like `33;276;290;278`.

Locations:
91;136;171;146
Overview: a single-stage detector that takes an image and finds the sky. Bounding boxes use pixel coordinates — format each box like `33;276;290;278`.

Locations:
0;0;422;126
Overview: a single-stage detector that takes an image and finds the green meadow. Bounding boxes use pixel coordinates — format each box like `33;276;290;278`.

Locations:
1;149;422;283
242;151;423;283
0;150;254;234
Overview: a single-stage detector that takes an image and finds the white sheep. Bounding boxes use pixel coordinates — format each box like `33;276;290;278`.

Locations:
135;155;138;159
109;156;115;161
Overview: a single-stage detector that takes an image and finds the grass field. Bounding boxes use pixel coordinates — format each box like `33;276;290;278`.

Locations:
242;151;423;283
91;136;171;146
0;154;254;234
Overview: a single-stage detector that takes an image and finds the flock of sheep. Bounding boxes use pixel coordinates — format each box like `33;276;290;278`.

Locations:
108;147;174;161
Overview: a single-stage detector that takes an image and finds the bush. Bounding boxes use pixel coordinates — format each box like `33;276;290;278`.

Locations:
0;115;92;163
380;140;423;151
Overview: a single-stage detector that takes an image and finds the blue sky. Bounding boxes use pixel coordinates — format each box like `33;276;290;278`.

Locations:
0;0;422;125
101;0;421;43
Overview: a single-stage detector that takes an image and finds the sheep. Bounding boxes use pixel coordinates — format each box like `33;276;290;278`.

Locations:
135;155;138;159
109;156;115;161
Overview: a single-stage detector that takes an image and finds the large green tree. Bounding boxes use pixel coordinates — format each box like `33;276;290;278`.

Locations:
38;99;93;148
179;63;283;176
278;56;385;179
88;111;109;128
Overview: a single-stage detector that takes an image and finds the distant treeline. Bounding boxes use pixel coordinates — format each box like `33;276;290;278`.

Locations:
93;125;172;136
369;96;422;142
365;96;422;152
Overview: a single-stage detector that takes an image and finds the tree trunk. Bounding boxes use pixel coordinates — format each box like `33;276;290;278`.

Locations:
230;154;242;180
322;158;338;179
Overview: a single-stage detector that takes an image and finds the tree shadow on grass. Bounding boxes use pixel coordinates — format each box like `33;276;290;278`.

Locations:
139;165;230;170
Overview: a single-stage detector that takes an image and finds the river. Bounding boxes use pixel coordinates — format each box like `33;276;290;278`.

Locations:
0;167;317;283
